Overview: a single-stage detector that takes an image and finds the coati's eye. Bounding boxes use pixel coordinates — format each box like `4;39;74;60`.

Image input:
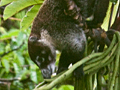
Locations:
29;36;38;43
36;56;45;63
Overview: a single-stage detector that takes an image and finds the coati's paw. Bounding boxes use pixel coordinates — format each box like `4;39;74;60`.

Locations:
64;0;82;21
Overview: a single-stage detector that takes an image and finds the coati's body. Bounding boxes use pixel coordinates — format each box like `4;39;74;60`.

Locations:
28;0;86;79
28;0;109;79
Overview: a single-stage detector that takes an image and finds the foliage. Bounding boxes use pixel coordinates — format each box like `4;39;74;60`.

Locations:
0;0;43;31
110;0;119;4
101;0;120;30
0;0;44;90
0;22;44;89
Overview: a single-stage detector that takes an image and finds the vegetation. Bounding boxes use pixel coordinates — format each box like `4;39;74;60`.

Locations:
0;0;44;90
0;0;120;90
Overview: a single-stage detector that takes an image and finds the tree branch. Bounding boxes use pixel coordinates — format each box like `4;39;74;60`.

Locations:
0;15;21;21
0;42;24;58
0;78;20;82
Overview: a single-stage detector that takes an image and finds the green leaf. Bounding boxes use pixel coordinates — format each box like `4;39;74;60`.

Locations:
52;88;57;90
14;52;25;66
58;85;74;90
26;57;35;65
0;29;20;40
36;69;44;82
20;5;40;31
1;59;10;73
0;0;16;6
0;27;7;34
30;70;38;83
13;62;20;74
16;31;26;45
0;69;6;77
15;69;30;80
0;42;5;54
3;0;43;20
101;1;120;31
110;0;118;4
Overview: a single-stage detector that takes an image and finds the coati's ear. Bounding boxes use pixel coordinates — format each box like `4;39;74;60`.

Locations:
29;36;38;43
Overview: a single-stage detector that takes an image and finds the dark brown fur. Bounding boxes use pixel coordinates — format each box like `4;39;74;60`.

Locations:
28;0;86;79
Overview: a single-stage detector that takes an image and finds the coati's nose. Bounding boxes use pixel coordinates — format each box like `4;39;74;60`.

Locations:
29;36;38;43
41;69;52;79
41;62;55;79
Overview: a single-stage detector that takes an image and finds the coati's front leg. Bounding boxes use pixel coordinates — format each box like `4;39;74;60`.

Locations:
57;30;86;78
57;49;84;78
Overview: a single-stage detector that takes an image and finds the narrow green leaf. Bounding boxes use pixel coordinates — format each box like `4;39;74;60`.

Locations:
0;29;20;40
30;70;38;83
0;0;16;7
14;52;25;66
58;85;74;90
1;59;10;73
0;69;6;77
0;42;5;54
110;0;118;4
3;0;43;20
13;62;20;74
101;1;120;31
20;5;40;31
26;57;35;65
16;31;26;45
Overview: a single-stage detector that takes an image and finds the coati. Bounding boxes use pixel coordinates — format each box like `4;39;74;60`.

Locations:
28;0;109;79
28;0;86;79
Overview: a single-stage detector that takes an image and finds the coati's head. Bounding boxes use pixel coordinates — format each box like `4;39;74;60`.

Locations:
28;35;56;79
